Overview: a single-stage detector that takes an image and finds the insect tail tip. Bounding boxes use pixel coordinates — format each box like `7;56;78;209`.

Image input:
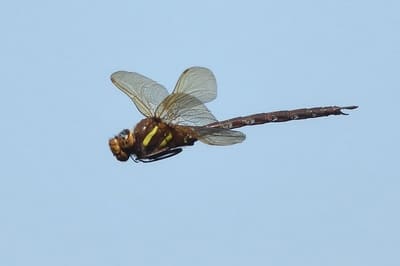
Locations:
339;105;358;115
344;105;358;110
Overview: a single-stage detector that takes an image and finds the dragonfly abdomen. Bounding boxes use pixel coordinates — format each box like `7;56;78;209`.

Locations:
207;106;358;129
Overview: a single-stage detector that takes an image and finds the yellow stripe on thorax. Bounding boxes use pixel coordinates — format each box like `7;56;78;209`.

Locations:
143;126;159;147
159;132;173;148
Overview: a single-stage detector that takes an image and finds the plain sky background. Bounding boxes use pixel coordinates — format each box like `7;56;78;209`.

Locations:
0;0;399;265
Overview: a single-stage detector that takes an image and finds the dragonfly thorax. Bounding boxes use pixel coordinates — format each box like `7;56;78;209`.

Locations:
132;118;186;160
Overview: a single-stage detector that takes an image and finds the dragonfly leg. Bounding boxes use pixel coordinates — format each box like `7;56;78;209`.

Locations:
131;148;183;163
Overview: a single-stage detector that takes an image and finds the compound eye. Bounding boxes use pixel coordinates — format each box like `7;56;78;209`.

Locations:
116;129;135;149
118;129;130;139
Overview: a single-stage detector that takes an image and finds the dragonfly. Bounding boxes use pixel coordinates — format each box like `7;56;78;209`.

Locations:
109;67;357;163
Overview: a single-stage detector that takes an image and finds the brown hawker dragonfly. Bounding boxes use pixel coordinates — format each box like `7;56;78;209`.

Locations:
109;67;357;163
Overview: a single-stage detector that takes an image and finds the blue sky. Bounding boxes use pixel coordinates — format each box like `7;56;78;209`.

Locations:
0;0;399;265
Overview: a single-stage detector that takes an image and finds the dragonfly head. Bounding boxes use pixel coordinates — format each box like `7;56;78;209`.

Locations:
109;129;136;161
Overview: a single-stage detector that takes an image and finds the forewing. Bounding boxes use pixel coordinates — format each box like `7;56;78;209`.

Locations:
172;67;217;103
111;71;169;117
194;127;246;146
156;93;217;126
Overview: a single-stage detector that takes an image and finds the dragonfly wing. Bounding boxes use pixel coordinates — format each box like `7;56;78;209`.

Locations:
111;71;169;117
172;67;217;103
156;93;218;126
194;127;246;146
156;67;218;126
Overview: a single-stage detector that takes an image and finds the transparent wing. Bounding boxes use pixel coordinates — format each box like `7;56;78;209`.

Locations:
111;71;169;117
193;127;246;146
172;67;217;103
155;67;218;126
156;93;218;126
